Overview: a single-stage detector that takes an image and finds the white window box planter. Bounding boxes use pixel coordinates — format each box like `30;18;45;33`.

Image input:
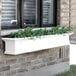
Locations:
2;33;71;55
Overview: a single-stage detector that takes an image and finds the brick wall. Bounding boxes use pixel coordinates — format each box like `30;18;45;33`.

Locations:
70;0;76;27
58;0;76;27
57;0;70;26
0;45;69;76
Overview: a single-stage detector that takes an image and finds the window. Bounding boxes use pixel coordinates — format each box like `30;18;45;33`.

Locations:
2;0;18;29
2;0;57;29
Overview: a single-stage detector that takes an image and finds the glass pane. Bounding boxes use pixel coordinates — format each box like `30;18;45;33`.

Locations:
23;0;37;25
1;0;17;27
42;0;53;24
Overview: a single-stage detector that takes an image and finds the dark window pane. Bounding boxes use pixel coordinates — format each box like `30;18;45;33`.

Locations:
23;0;37;26
42;0;54;25
1;0;18;28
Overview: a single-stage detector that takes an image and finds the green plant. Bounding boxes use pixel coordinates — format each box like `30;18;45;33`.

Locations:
8;26;73;38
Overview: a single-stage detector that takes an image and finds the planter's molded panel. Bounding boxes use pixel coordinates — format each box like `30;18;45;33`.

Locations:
2;34;70;55
3;39;16;54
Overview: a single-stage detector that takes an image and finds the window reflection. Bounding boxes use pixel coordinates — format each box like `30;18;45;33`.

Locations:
23;0;37;25
2;0;17;27
43;0;53;24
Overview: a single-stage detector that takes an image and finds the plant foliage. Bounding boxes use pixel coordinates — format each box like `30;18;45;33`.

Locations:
8;26;73;38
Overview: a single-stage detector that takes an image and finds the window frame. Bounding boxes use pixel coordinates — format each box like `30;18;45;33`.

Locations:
2;0;57;30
